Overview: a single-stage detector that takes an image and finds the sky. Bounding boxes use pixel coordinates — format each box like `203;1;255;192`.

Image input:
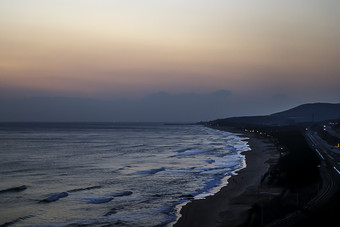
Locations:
1;1;340;122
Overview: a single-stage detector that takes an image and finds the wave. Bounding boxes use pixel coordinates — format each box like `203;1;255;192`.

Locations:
40;192;68;203
214;154;243;168
104;208;117;216
84;196;114;204
0;124;251;227
71;191;133;205
67;186;102;193
0;215;34;227
172;149;213;157
130;144;145;148
133;167;166;175
205;160;215;164
234;143;251;151
112;191;133;197
0;185;27;194
173;148;191;153
200;169;230;175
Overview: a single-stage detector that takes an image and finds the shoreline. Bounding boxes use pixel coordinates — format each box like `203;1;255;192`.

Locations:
174;127;280;227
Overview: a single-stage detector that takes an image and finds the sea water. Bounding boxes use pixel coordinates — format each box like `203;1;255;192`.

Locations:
0;123;250;226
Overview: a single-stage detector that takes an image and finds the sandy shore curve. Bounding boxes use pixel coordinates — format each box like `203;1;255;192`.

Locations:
174;127;280;227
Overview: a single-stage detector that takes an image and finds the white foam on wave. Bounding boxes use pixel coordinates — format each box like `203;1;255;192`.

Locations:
172;127;251;226
200;168;230;175
213;157;242;169
234;143;251;151
164;169;195;174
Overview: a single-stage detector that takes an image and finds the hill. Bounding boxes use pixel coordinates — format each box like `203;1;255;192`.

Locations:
271;103;340;122
209;103;340;127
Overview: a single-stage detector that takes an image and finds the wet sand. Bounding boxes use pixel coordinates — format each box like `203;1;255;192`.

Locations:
174;128;280;227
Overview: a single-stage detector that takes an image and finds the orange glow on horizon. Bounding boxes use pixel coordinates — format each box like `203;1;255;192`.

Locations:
1;1;340;98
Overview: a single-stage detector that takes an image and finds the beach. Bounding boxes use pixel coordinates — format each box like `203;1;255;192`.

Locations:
175;128;280;227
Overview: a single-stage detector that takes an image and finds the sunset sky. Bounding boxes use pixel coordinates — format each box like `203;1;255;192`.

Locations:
1;1;340;121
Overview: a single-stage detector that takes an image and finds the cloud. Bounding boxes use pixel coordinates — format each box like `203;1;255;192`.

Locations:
0;90;233;122
1;88;337;122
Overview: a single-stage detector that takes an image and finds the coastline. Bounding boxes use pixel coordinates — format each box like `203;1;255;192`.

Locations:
174;127;280;227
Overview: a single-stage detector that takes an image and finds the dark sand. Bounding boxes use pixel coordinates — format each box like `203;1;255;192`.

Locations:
174;128;280;227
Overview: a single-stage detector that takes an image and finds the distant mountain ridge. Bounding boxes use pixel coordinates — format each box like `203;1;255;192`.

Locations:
210;103;340;127
271;103;340;122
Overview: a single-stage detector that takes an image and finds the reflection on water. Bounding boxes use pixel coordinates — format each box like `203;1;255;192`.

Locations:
0;123;249;226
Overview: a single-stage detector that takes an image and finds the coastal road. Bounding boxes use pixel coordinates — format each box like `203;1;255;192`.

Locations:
306;130;340;176
303;130;340;224
269;130;340;226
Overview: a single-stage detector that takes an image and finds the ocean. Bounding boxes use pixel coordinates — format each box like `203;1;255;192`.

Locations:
0;123;250;226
